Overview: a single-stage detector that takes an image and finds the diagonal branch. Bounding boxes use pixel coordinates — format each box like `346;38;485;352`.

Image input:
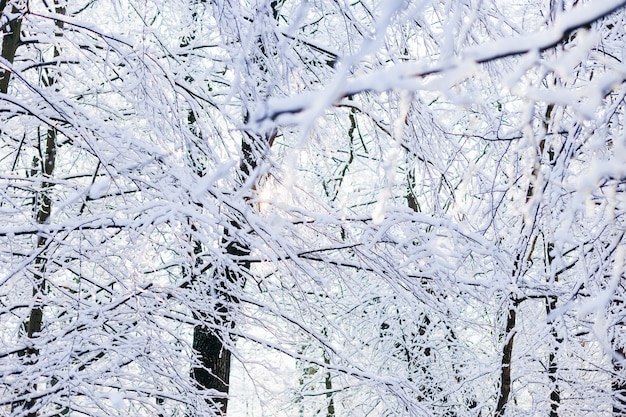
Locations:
259;0;626;124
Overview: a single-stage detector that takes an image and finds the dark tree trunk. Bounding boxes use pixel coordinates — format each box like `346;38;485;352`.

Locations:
9;3;64;416
546;293;562;417
495;306;516;417
192;327;232;414
187;2;280;414
0;1;22;94
612;342;626;415
190;225;251;416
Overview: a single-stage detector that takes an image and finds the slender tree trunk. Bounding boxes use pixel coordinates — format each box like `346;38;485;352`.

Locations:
405;108;473;415
1;15;24;407
611;293;626;416
541;101;561;417
0;0;22;94
495;97;557;416
495;305;516;417
323;349;335;417
12;3;64;415
544;232;561;417
183;107;240;414
546;293;561;417
613;347;626;416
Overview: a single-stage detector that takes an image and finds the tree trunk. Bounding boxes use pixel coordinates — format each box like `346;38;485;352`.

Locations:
545;242;562;417
495;305;516;417
0;0;22;94
542;101;561;417
188;2;279;414
613;347;626;416
192;327;232;413
13;3;65;416
177;2;239;413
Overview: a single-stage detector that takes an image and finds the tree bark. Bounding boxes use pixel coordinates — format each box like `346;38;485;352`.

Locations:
613;347;626;416
542;101;561;417
3;1;25;414
0;0;22;94
188;2;279;414
495;306;516;417
190;225;251;415
191;327;232;413
13;3;65;416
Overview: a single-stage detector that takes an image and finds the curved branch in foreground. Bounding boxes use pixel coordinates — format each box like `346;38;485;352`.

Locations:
258;0;626;124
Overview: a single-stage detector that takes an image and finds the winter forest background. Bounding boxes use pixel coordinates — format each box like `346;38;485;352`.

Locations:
1;0;626;416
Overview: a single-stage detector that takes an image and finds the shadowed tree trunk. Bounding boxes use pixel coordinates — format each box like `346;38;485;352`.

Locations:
611;284;626;416
190;224;252;415
189;131;273;415
10;2;65;416
186;2;280;414
542;103;562;417
614;347;626;416
495;304;516;417
546;289;562;417
0;0;22;94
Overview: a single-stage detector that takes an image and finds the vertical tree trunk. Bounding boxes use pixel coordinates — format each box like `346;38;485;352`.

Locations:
4;1;25;415
191;326;233;414
0;0;22;94
538;86;565;417
541;100;561;417
187;2;279;413
613;347;626;416
546;292;561;417
323;352;335;417
405;105;475;414
611;290;626;416
495;306;516;417
190;227;251;415
495;96;557;416
1;13;24;406
544;230;562;417
11;3;64;416
176;2;238;413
